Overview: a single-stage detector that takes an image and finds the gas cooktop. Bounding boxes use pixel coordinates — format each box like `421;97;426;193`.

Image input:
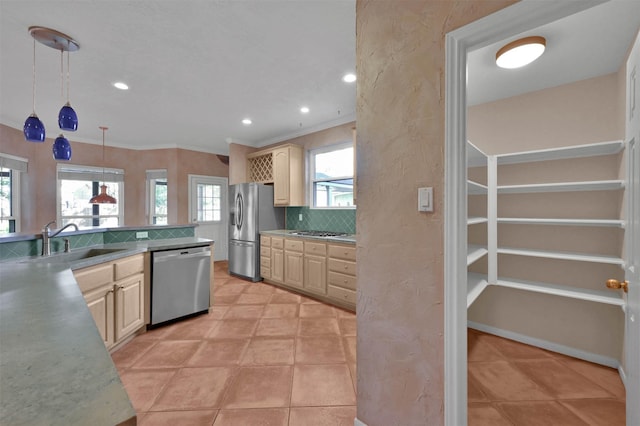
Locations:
289;230;349;237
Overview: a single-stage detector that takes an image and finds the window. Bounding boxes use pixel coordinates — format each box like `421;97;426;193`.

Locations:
309;143;354;208
196;183;222;221
0;153;26;234
57;164;124;227
147;170;168;225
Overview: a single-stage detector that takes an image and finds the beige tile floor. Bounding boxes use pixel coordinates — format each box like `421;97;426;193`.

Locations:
112;261;625;425
112;261;356;426
468;328;626;426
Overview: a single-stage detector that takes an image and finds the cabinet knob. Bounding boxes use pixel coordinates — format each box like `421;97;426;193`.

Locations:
606;279;628;293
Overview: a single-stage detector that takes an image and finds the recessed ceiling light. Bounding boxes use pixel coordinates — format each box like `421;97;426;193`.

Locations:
342;73;356;83
496;36;546;69
300;106;310;114
242;118;252;125
113;82;129;90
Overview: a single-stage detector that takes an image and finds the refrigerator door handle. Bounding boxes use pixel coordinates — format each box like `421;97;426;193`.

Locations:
236;193;244;231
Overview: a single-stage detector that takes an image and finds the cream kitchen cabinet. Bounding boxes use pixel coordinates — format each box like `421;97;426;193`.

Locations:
303;241;327;296
327;243;356;306
260;235;272;279
74;254;145;350
260;233;356;311
247;143;304;206
284;238;304;288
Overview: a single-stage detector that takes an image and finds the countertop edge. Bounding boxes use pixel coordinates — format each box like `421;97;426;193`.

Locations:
260;229;356;244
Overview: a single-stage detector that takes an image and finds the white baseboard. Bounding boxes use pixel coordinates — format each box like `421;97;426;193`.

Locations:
618;365;628;389
467;321;620;369
354;417;367;426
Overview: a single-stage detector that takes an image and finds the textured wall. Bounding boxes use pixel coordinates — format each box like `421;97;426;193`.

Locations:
355;1;515;424
468;73;624;154
0;124;228;232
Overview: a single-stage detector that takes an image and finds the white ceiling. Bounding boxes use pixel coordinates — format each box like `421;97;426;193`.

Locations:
468;0;640;106
0;1;356;155
1;1;638;155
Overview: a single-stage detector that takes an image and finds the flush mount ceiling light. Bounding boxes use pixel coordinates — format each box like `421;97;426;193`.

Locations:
496;36;546;69
89;126;117;204
300;106;310;114
342;73;356;83
242;118;252;125
113;82;129;90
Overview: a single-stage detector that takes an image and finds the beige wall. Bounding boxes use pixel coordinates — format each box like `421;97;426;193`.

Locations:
355;1;516;424
468;72;624;154
0;124;228;233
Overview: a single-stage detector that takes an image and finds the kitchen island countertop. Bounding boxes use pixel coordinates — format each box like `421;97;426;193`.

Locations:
0;237;212;425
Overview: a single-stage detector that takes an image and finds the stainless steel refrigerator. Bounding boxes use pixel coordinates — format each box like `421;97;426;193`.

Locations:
229;183;285;281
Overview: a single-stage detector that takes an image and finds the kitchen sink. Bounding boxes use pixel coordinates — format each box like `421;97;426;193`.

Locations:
29;248;129;264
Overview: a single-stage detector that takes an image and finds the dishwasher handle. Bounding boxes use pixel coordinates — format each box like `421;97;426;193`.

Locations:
153;248;211;263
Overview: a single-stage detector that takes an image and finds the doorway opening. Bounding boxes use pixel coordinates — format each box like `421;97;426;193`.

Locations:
444;1;639;424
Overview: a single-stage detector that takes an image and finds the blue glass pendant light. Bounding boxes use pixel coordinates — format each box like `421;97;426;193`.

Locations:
23;38;45;142
26;26;79;148
58;50;78;131
53;134;72;161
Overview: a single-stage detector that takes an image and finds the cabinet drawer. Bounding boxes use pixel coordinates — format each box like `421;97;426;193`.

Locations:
328;244;356;261
328;271;357;291
284;239;303;252
304;241;327;256
260;256;271;267
271;237;284;249
261;266;271;279
328;285;356;305
260;235;271;246
114;254;144;281
260;246;271;257
75;263;114;293
328;258;356;276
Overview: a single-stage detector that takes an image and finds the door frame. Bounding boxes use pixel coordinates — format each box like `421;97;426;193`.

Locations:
444;1;609;424
188;174;229;260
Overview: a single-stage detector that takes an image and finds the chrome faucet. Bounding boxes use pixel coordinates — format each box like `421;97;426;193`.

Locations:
41;221;79;256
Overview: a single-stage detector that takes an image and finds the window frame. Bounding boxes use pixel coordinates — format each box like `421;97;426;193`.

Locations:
0;153;26;234
308;141;355;209
146;169;168;225
57;164;125;227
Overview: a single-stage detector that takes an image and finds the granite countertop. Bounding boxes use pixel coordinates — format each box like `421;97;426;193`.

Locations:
260;229;356;244
0;237;212;425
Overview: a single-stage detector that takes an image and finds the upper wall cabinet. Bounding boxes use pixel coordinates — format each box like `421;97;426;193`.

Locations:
247;143;305;206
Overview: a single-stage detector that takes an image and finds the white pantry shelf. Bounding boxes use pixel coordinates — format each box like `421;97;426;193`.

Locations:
467;244;488;266
468;180;488;195
495;277;625;307
497;180;624;194
467;273;488;308
497;218;625;228
468;217;488;225
467;141;488;168
497;246;625;266
496;140;625;165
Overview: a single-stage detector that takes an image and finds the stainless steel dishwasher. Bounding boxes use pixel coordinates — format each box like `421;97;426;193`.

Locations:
150;245;211;326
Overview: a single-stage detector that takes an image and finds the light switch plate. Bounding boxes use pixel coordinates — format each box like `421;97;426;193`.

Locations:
136;231;149;239
418;187;433;212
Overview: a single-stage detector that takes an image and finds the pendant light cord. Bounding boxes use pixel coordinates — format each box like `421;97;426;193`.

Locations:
60;49;64;102
66;49;70;103
31;38;36;114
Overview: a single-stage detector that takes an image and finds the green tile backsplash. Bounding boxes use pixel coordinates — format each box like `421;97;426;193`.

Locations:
286;207;355;234
0;226;195;260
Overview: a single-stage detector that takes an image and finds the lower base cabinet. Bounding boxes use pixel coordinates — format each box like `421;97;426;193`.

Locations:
260;234;355;310
74;254;145;350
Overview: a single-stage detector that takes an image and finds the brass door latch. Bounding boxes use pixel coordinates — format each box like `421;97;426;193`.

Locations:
606;279;629;293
